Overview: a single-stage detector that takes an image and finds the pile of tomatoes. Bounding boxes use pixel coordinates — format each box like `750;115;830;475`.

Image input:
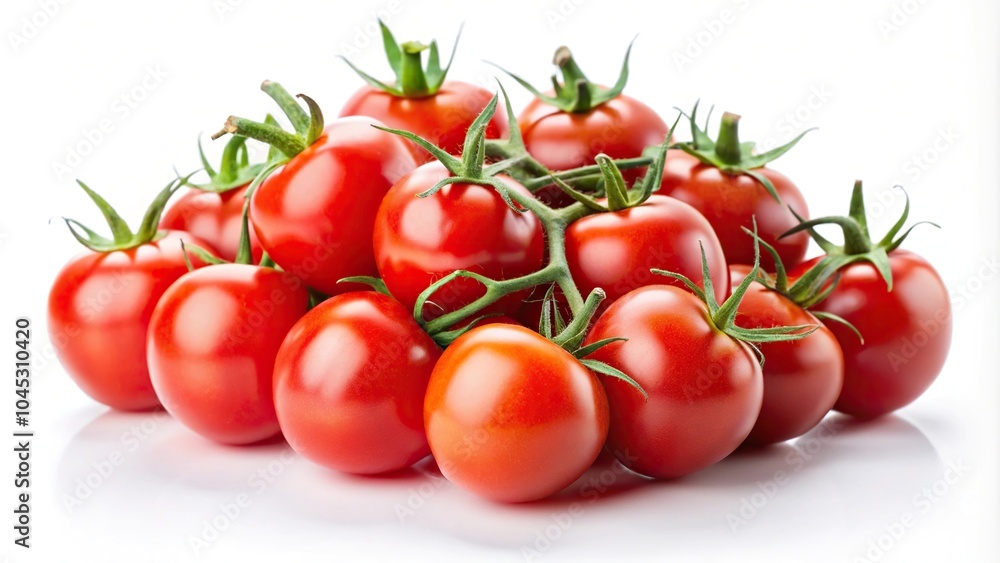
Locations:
48;24;952;503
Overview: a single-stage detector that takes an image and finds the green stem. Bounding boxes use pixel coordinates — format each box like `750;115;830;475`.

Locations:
714;112;743;165
399;42;430;96
214;116;306;158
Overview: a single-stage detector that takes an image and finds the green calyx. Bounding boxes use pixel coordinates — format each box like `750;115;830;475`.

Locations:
781;180;939;292
181;197;274;269
652;221;819;364
490;40;635;113
339;20;460;98
190;118;282;193
674;101;813;203
212;80;324;193
63;174;190;253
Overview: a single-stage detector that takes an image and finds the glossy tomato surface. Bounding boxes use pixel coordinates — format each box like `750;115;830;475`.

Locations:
661;151;810;270
273;292;441;474
160;185;263;263
585;285;762;478
424;325;608;502
373;162;545;318
148;264;309;444
340;81;508;162
48;231;209;411
251;116;416;295
794;251;951;418
566;194;729;313
729;265;843;446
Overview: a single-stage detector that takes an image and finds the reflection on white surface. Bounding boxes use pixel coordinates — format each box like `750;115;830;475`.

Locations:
53;409;949;562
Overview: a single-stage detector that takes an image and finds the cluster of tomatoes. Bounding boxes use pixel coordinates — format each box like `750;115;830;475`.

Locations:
48;24;952;503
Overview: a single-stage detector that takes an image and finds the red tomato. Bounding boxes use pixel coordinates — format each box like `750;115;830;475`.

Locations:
341;82;508;162
729;265;843;446
160;186;263;263
585;285;762;478
373;162;545;318
566;194;729;313
148;264;309;444
424;325;608;502
793;251;951;418
660;150;810;270
274;292;441;474
251;116;416;295
48;231;209;411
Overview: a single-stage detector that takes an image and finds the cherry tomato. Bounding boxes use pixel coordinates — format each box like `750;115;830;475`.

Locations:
373;162;545;318
424;324;608;502
161;186;263;263
148;264;309;444
341;82;508;162
729;265;843;446
48;231;209;411
793;251;951;418
566;194;729;313
251;116;416;296
585;285;762;478
273;292;441;474
660;150;810;270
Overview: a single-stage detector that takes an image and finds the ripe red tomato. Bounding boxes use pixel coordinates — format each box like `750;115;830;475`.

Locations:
793;251;951;418
48;231;209;411
424;324;608;502
373;162;545;318
251;116;416;296
147;264;309;444
729;265;843;446
565;194;729;313
341;82;508;162
585;285;762;478
273;292;441;474
161;186;262;263
660;151;810;270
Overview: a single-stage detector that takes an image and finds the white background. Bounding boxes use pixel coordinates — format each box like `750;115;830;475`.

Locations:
1;0;998;561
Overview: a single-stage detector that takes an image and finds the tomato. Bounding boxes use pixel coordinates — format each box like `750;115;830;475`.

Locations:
250;116;415;296
565;194;729;313
424;325;608;502
793;251;951;418
48;230;209;411
273;292;441;474
660;151;810;270
341;82;508;162
585;285;762;478
373;162;545;318
161;186;263;263
147;264;309;444
729;265;843;446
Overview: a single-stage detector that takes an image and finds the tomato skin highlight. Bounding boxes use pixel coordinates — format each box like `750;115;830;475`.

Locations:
565;194;729;313
250;116;416;296
660;151;810;270
729;266;844;446
47;231;210;411
340;82;508;162
273;292;442;474
585;285;762;479
794;251;952;419
160;186;263;263
147;264;310;445
373;162;545;317
424;325;609;502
